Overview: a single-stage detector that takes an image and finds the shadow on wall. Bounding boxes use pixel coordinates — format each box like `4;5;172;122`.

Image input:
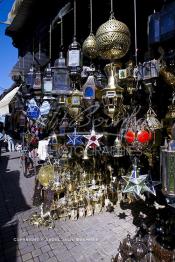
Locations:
0;154;30;262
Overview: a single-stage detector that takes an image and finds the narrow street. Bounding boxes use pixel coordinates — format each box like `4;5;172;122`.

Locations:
0;151;136;262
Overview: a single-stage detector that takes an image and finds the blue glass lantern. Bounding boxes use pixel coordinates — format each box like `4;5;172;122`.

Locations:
83;75;96;100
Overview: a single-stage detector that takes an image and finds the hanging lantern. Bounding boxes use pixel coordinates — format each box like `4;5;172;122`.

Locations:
82;0;97;59
43;67;53;93
67;37;82;81
125;130;135;143
67;88;83;119
102;63;124;121
146;107;162;131
96;10;130;60
161;146;175;198
123;116;153;154
25;66;35;87
82;33;97;59
84;126;103;149
52;51;70;95
137;130;150;143
83;74;96;101
33;69;42;99
67;0;82;81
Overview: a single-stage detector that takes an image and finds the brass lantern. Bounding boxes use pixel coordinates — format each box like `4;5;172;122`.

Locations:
102;63;124;121
67;88;83;119
82;33;97;59
96;15;130;60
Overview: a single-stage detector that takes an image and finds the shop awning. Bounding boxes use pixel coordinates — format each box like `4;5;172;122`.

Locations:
0;86;21;115
6;0;24;24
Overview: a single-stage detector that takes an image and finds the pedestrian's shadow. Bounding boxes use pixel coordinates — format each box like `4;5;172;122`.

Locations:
0;154;30;262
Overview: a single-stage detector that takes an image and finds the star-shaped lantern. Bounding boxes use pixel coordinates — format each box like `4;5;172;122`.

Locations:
144;173;160;196
67;128;83;147
84;127;103;149
122;160;157;198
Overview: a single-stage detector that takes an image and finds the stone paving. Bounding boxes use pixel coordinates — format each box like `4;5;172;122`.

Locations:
0;152;137;262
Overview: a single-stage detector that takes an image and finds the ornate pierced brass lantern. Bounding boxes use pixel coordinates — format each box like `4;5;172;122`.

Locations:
82;33;97;60
96;15;130;60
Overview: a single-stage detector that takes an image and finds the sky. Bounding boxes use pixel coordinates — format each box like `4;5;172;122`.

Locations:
0;0;17;94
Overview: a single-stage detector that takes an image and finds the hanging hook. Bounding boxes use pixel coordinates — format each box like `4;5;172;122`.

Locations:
73;0;77;39
110;0;114;18
134;0;138;66
90;0;93;33
49;23;52;67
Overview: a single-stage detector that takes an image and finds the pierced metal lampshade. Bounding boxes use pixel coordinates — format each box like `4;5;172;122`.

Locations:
82;33;97;59
96;17;130;60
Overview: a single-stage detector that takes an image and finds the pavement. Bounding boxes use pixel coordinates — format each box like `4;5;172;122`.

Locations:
0;151;137;262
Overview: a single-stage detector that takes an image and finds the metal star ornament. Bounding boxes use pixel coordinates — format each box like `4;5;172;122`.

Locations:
84;127;103;149
67;128;83;147
122;160;153;198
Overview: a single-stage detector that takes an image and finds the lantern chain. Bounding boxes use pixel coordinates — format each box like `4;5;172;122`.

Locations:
74;0;77;39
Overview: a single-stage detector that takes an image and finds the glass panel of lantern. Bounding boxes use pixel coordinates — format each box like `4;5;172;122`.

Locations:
52;52;71;95
25;66;35;87
43;67;53;93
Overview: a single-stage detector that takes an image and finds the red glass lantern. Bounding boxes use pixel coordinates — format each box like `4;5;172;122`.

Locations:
125;130;135;143
137;130;149;143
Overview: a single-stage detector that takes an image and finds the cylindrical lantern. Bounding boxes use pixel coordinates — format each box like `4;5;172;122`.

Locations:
161;147;175;197
25;66;35;87
43;67;53;93
52;51;70;95
67;37;82;81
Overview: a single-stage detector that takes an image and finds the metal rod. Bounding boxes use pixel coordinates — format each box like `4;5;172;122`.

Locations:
90;0;93;33
134;0;138;66
74;0;77;38
61;17;63;46
49;23;52;65
39;41;41;60
110;0;114;17
32;38;34;64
